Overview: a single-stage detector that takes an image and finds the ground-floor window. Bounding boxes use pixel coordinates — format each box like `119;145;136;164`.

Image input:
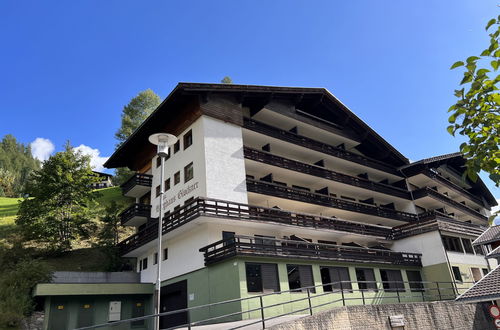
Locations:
406;270;424;292
320;266;352;292
286;264;315;293
355;268;377;291
452;266;463;282
380;269;404;292
245;263;280;293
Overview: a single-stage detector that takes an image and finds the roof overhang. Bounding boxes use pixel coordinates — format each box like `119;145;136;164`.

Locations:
33;283;154;296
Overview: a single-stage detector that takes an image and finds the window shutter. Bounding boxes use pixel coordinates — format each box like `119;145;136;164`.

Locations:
299;265;315;293
261;264;280;292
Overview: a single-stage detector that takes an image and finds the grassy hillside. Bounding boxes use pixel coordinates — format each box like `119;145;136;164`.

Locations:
0;186;133;271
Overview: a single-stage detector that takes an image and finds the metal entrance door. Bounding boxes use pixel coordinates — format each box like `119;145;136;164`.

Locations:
77;301;94;328
49;300;69;330
160;280;188;328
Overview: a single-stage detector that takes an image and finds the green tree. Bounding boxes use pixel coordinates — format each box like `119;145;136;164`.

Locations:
448;17;500;185
221;76;233;84
16;143;101;251
114;89;161;184
0;134;40;197
98;200;125;247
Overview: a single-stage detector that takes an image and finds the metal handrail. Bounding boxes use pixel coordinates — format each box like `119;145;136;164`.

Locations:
74;279;474;330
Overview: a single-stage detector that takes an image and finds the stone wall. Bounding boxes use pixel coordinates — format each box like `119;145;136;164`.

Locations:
21;311;44;330
269;301;495;330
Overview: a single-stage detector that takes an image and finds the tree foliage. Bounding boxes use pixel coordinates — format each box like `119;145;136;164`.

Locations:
114;89;161;184
221;76;233;84
448;17;500;185
0;134;40;197
16;143;101;251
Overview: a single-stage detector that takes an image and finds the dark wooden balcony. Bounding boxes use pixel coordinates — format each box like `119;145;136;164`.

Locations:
119;203;151;226
392;213;486;240
246;179;418;223
423;169;485;207
121;173;153;198
199;235;422;267
244;147;411;199
118;197;392;255
243;117;400;176
413;187;488;222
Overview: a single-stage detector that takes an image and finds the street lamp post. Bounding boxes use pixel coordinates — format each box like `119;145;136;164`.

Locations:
148;133;178;330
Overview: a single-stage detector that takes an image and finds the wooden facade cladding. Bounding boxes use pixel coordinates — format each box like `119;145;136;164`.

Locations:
246;178;418;223
412;187;488;222
422;169;485;208
243;117;401;176
118;197;392;255
243;147;411;199
199;95;244;126
199;235;422;267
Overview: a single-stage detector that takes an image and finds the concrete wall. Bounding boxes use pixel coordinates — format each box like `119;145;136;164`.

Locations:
269;301;496;330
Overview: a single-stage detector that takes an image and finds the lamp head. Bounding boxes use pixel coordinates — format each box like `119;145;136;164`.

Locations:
148;133;178;158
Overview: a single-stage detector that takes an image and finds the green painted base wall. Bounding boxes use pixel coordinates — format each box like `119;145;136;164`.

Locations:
43;294;152;330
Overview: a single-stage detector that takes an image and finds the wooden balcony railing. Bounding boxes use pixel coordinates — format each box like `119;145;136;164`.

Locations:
118;197;392;255
119;203;151;226
246;179;418;222
120;173;153;196
243;117;401;176
413;187;488;222
392;214;486;240
199;235;422;267
243;147;411;199
423;169;485;208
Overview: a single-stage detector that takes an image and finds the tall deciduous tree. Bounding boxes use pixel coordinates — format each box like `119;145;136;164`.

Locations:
221;76;233;84
114;89;161;184
0;134;40;197
448;17;500;185
16;143;101;251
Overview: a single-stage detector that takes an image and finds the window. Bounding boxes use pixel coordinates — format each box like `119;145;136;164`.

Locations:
245;263;280;293
165;178;171;191
452;266;462;282
474;245;484;255
442;235;463;253
222;231;235;246
320;266;352;292
461;238;474;254
153;253;158;265
174;171;180;185
156;156;161;168
163;248;168;261
174;141;180;153
142;258;148;270
155;185;161;198
355;268;377;291
380;269;404;292
482;268;489;276
471;267;482;282
406;270;424;292
184;162;194;183
287;265;315;293
183;130;193;150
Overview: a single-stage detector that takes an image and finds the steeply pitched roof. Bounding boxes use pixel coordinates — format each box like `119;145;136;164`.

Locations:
455;265;500;303
105;82;409;170
473;226;500;246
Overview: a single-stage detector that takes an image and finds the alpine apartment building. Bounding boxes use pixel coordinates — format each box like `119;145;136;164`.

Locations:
101;82;498;327
35;82;498;329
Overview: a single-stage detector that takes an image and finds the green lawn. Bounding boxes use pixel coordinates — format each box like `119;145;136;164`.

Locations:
95;186;131;207
0;197;22;217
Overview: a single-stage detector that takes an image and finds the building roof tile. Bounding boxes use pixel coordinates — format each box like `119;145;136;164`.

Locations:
472;226;500;246
455;265;500;303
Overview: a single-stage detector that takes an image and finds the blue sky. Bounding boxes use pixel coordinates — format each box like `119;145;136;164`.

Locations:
0;1;498;210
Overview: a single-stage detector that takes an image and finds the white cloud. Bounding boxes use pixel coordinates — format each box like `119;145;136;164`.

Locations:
73;144;109;172
30;137;55;161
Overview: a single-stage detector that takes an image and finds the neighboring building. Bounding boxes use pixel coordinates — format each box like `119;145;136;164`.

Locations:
35;83;499;329
456;226;500;303
91;171;114;189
